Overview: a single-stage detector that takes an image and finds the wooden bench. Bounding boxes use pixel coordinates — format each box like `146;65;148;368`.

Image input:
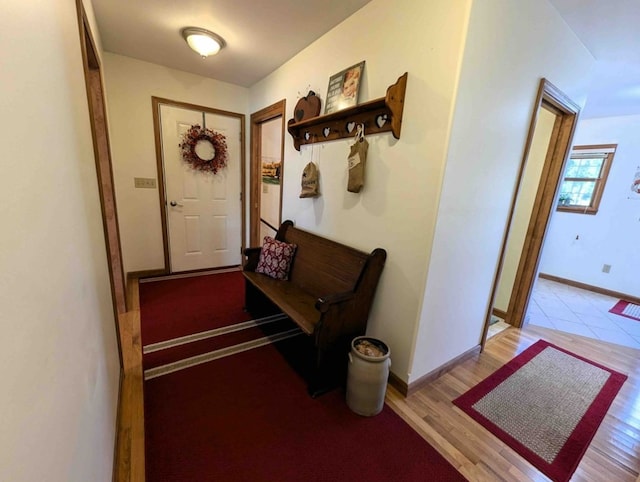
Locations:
243;220;386;396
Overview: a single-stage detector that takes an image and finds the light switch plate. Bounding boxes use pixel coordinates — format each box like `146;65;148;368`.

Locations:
134;177;156;189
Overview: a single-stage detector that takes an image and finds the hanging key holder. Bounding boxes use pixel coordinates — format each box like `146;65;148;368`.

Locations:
347;124;369;193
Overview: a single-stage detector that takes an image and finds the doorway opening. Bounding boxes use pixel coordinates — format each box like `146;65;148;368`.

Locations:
525;140;640;348
249;100;286;247
482;79;580;347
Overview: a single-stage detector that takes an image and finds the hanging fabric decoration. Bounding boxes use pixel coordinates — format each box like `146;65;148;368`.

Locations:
179;124;228;174
347;124;368;193
299;161;319;198
300;142;320;198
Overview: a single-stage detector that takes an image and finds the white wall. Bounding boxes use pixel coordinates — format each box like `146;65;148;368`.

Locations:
0;0;120;480
249;0;472;382
412;0;594;381
494;107;557;312
539;114;640;296
102;53;249;275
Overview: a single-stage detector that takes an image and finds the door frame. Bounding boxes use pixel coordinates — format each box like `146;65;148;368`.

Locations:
75;2;127;321
249;100;286;247
151;97;246;273
481;79;581;348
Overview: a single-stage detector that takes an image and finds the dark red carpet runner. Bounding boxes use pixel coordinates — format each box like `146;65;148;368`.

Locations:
139;271;252;345
140;271;464;480
139;271;287;371
143;316;297;370
144;337;466;482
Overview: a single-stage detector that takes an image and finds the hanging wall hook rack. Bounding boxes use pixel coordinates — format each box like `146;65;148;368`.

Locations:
287;72;408;151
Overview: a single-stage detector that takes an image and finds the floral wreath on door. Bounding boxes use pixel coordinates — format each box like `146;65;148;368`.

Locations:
179;124;228;174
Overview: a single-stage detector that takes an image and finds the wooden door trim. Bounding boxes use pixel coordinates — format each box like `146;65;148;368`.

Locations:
151;96;246;273
75;2;127;317
508;85;579;327
481;79;580;348
249;100;286;248
76;2;136;481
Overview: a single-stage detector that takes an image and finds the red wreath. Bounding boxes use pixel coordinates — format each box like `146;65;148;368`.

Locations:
179;124;228;174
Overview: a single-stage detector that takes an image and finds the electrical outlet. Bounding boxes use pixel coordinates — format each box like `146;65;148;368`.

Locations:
134;177;156;189
602;264;611;273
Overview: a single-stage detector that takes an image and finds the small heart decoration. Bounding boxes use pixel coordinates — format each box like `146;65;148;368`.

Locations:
347;121;356;133
295;109;305;121
376;115;387;129
304;132;311;141
323;127;331;138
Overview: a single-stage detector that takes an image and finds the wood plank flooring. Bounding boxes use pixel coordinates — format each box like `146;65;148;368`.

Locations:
116;275;640;481
114;278;145;482
388;325;640;481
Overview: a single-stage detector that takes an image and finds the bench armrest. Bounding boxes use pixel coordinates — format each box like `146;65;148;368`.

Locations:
243;247;262;272
315;291;355;313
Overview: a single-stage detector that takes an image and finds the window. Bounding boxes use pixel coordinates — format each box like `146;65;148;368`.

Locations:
556;144;616;214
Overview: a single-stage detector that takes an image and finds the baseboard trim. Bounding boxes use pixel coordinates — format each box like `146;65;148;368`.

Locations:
127;266;243;283
140;266;241;283
127;269;166;280
388;344;482;398
492;308;507;320
388;372;409;397
539;273;640;305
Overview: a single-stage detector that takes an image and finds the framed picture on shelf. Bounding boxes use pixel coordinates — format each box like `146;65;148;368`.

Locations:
324;61;365;114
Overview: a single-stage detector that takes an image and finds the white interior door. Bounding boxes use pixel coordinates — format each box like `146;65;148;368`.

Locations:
160;104;242;272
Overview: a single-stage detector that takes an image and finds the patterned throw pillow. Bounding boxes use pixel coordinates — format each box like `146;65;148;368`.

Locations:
255;236;297;280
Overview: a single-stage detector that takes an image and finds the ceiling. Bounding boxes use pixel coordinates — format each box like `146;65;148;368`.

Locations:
548;0;640;118
92;0;640;118
91;0;372;87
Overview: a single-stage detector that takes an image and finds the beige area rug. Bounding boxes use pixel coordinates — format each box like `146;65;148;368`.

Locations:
453;339;627;482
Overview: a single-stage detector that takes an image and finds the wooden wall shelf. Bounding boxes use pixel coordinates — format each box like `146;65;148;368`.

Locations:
287;73;408;151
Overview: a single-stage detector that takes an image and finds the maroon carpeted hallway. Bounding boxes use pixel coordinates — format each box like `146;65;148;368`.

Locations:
140;271;465;481
139;271;253;345
139;270;292;373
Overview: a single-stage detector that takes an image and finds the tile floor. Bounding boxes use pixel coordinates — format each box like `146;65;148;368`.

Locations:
526;277;640;349
487;319;511;338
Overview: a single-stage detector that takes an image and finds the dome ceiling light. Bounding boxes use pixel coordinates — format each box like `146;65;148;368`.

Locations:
181;27;225;58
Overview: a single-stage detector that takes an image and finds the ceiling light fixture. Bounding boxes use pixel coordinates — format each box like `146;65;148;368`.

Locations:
181;27;225;58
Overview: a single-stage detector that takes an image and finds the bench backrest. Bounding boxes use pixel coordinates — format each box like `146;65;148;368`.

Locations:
277;221;369;297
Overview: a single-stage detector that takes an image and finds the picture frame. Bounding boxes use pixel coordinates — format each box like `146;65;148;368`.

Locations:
261;156;281;185
324;61;365;114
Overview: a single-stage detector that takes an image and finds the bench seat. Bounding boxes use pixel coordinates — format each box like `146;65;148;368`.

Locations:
243;271;319;334
243;220;386;396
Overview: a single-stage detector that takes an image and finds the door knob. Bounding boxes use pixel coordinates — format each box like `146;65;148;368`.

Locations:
169;200;183;207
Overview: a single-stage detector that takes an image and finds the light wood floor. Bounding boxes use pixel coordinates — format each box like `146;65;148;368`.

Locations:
116;277;640;481
115;279;145;482
388;325;640;481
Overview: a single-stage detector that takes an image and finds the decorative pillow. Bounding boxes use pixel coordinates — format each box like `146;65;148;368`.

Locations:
255;236;297;280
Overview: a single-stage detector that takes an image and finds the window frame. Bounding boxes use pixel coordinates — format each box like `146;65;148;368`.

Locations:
556;143;616;215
